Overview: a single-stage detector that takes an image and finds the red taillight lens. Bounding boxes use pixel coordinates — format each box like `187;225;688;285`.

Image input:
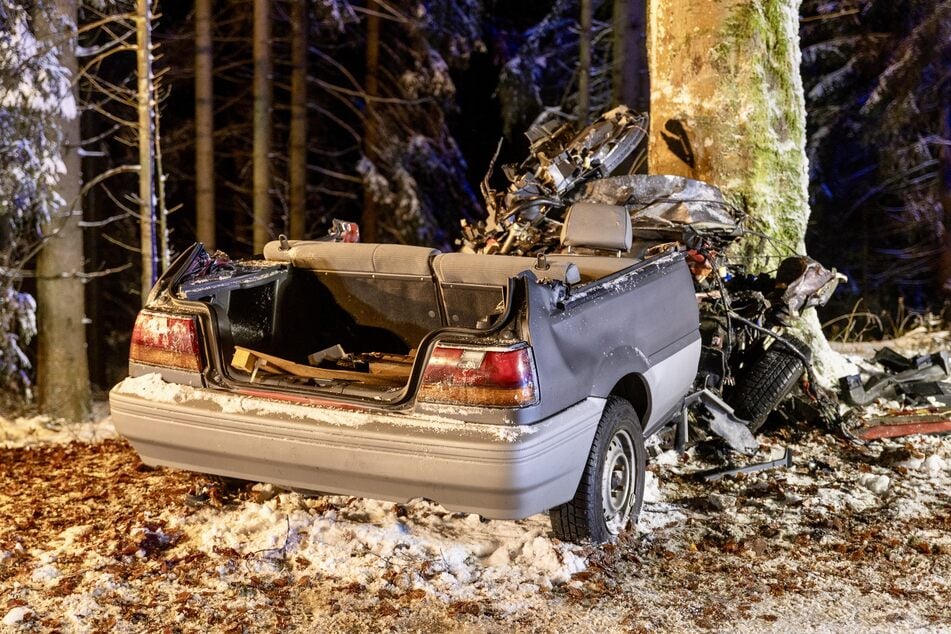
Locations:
129;311;204;371
418;343;538;407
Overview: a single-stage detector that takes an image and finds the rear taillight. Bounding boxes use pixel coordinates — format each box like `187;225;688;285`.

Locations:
418;343;538;407
129;311;204;371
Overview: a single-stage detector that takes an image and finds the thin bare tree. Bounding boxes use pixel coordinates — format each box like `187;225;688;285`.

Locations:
612;0;648;110
136;0;157;297
288;0;308;239
195;0;215;248
578;0;592;125
252;0;272;252
362;0;381;243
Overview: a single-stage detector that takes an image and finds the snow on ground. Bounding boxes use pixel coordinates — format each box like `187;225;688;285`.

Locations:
174;490;587;606
0;401;114;449
2;389;951;630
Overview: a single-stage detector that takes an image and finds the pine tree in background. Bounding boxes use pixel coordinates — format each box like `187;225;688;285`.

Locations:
802;0;951;311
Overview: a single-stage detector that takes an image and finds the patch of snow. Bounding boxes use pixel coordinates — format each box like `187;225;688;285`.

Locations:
30;564;60;584
922;454;946;474
2;607;32;626
170;492;587;604
858;473;891;495
0;404;114;449
60;593;101;629
642;470;662;503
654;449;679;467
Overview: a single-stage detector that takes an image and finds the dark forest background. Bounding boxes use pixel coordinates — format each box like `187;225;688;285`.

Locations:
25;0;951;393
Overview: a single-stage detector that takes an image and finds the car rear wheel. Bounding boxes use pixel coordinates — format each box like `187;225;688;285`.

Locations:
549;396;646;543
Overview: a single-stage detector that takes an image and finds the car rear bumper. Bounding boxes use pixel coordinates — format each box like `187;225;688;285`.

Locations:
109;376;603;519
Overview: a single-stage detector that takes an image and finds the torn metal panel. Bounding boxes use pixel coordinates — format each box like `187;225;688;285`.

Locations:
774;256;841;317
469;106;649;256
839;350;951;406
580;174;740;241
851;412;951;440
683;389;759;455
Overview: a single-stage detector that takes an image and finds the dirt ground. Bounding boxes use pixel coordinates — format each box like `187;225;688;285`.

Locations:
1;414;949;633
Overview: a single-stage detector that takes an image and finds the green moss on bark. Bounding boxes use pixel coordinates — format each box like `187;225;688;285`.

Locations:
711;0;809;272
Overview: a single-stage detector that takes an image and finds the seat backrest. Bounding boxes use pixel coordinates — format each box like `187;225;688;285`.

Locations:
263;240;440;347
431;253;538;328
431;252;537;286
560;202;633;252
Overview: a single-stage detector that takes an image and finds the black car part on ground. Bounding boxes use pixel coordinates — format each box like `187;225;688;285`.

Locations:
839;348;951;406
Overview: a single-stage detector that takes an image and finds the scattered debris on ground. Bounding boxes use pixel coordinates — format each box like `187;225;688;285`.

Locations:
1;400;949;631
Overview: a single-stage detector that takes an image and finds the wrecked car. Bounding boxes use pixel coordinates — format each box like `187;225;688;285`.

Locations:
110;204;703;544
110;106;842;543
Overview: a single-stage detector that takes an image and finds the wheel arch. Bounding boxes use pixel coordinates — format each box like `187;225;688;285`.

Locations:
609;373;651;429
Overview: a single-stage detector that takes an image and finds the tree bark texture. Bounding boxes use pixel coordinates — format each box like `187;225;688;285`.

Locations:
136;0;157;299
195;0;215;249
362;0;381;243
35;0;91;421
288;0;308;240
648;0;809;264
253;0;272;252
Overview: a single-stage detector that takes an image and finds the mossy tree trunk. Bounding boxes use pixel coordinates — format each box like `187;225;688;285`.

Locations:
647;0;847;383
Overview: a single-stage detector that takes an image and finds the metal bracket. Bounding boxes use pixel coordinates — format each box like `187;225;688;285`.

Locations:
701;448;793;482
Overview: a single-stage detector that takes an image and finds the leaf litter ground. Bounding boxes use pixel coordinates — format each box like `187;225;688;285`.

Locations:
0;402;949;632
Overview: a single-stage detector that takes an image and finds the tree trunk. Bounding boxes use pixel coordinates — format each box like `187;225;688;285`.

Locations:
362;0;381;243
252;0;272;252
612;0;649;111
648;0;808;261
578;0;592;125
35;0;90;421
195;0;215;249
136;0;156;300
288;0;308;240
647;0;848;383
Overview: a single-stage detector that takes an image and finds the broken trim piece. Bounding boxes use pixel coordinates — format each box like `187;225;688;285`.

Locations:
700;448;794;482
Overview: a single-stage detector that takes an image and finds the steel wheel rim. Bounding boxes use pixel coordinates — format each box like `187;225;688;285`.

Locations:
601;429;636;535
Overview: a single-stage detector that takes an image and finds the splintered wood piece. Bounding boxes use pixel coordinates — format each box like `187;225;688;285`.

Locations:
232;347;258;372
231;346;402;385
368;361;413;377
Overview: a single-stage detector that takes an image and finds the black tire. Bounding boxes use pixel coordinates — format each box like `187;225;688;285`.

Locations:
549;397;646;544
727;335;808;433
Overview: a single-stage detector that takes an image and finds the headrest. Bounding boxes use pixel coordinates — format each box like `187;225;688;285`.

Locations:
560;203;632;252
